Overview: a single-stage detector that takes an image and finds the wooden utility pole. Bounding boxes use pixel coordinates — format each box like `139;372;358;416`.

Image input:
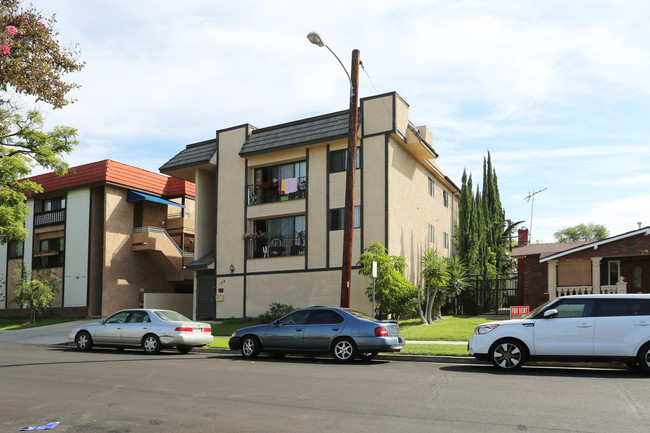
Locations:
340;49;360;308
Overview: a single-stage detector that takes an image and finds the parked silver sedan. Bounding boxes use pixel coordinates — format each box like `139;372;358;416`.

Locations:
69;309;213;354
228;307;405;362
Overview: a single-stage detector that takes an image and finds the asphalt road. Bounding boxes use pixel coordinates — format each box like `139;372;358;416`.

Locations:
1;344;649;433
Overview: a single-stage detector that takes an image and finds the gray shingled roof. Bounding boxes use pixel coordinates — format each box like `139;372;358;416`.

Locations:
240;110;352;156
159;139;216;172
186;251;215;270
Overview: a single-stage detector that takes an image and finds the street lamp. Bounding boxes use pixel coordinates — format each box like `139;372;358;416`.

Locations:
307;31;360;308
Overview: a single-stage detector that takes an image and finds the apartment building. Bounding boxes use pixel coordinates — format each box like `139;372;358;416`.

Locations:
161;92;459;320
0;160;196;318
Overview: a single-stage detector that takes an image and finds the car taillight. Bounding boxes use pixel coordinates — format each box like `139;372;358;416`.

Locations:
375;326;389;337
203;327;211;333
175;327;193;332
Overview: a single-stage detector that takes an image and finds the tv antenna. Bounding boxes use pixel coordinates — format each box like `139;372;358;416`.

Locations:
524;188;547;243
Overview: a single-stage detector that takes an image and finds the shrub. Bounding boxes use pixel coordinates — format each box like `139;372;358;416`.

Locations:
258;303;295;323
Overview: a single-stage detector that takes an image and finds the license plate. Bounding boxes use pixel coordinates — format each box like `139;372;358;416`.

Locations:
193;328;203;333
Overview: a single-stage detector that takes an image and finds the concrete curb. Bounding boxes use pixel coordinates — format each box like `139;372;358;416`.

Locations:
193;347;629;369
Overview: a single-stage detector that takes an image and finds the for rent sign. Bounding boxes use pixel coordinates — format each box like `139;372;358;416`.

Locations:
510;306;530;319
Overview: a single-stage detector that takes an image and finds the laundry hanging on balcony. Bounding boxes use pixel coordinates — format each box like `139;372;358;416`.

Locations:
278;177;298;195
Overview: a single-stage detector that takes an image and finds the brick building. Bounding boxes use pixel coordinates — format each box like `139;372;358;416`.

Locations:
512;227;650;308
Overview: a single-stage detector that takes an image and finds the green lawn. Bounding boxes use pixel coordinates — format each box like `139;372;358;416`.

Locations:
0;318;76;330
399;316;497;341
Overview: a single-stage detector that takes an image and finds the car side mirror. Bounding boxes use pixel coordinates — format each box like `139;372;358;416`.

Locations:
272;319;279;327
543;309;558;318
100;319;106;325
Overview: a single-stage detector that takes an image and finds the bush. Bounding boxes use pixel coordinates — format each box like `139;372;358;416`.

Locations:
258;303;295;323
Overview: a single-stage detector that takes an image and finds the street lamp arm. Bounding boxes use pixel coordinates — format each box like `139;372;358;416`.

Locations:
307;32;352;86
324;44;352;85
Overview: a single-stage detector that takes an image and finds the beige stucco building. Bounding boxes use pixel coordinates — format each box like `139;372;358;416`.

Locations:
161;92;459;320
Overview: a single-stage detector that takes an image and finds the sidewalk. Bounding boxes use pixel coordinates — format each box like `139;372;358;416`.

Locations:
0;319;95;345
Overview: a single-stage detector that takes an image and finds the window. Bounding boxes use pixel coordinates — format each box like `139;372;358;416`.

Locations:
553;299;595;318
443;190;449;207
429;224;435;243
255;161;306;184
329;148;360;173
444;232;449;249
40;237;64;253
33;237;65;269
43;196;66;212
308;310;344;325
250;215;306;258
428;178;435;197
595;299;650;317
7;240;23;259
634;266;642;290
277;310;310;326
329;206;361;230
608;261;621;285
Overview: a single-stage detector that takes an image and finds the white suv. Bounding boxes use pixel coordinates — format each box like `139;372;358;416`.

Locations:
468;294;650;372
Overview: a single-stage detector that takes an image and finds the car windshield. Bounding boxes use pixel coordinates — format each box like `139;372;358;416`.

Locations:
345;309;380;322
522;298;560;319
154;310;191;322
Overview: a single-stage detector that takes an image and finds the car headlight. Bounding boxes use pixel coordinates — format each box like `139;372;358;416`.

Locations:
475;324;499;335
231;332;237;338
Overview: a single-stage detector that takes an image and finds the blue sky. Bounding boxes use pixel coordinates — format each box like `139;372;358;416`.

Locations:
28;0;650;243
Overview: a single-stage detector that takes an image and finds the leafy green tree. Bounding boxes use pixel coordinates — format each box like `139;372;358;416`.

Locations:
1;0;83;244
12;264;60;323
554;223;609;243
357;242;418;319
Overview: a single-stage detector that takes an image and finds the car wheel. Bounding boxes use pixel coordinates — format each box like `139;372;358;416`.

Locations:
177;345;193;354
489;339;526;371
142;334;162;354
332;338;357;363
75;331;93;351
359;352;378;361
241;336;261;359
636;343;650;373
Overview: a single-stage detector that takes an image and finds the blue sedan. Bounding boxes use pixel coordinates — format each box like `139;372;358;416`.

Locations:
228;307;405;362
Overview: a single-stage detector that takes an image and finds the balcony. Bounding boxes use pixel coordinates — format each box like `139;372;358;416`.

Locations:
247;177;306;206
34;209;65;228
245;233;306;259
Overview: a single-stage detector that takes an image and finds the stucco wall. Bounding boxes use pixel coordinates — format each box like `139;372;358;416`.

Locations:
102;185;175;316
387;138;455;284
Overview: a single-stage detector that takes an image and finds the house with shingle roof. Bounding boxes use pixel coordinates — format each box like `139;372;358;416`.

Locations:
512;227;650;309
161;91;460;320
0;160;196;318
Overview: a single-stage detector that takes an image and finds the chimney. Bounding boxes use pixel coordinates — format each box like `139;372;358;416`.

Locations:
518;228;529;246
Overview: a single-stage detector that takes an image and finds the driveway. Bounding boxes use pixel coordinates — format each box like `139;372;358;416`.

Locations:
0;319;95;345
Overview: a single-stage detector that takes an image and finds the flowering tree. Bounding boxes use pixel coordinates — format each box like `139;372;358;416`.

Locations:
0;0;83;243
1;0;84;108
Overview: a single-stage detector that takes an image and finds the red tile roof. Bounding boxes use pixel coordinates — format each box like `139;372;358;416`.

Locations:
23;160;195;198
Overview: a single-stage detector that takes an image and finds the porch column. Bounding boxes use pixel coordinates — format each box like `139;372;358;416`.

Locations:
591;257;601;294
547;260;558;299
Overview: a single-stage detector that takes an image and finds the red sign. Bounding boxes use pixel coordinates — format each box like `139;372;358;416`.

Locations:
510;306;530;319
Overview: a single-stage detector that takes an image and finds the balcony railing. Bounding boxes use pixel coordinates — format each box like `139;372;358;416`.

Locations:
34;209;65;227
247;177;307;205
246;233;306;259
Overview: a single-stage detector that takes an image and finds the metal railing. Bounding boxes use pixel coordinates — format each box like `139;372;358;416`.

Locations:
247;177;307;205
133;226;194;258
34;209;65;227
245;234;306;259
